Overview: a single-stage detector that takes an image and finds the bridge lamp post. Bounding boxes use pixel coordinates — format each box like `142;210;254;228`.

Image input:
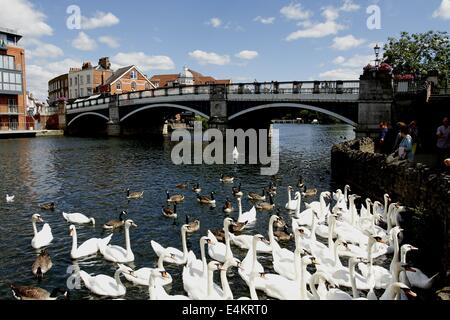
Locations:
374;44;381;68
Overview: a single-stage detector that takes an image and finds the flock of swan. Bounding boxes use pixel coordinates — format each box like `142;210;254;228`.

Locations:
5;179;438;300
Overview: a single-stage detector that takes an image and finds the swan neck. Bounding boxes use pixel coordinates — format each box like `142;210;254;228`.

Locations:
207;267;214;297
32;220;38;236
71;230;78;255
181;228;188;262
220;266;233;300
114;269;124;289
249;276;258;300
224;225;232;261
125;225;132;257
157;252;165;269
200;240;207;274
349;261;358;298
309;274;320;300
148;275;156;300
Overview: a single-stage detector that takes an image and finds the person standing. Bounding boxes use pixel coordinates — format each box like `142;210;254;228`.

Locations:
408;121;419;156
397;125;414;162
437;117;450;168
377;121;389;153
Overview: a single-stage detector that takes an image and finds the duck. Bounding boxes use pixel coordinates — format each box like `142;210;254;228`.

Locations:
176;182;189;189
166;190;185;203
32;249;53;279
220;174;235;183
79;264;134;298
162;205;177;219
126;189;144;200
103;211;128;230
10;285;68;300
232;183;243;198
149;270;191;300
40;202;55;210
197;192;216;205
223;198;234;213
62;212;95;225
69;224;113;259
151;224;191;265
124;250;174;287
99;219;137;263
256;194;275;211
192;183;202;193
6;194;14;203
185;215;200;233
31;214;53;249
236;197;256;224
248;189;266;201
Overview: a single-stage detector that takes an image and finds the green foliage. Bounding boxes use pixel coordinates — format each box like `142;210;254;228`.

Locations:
383;31;450;86
194;115;209;129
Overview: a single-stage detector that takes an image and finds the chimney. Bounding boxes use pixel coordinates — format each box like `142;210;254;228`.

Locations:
82;61;92;70
98;57;111;70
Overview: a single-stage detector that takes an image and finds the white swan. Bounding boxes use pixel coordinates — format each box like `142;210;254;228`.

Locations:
285;186;298;210
380;282;417;300
99;219;137;263
124;250;173;286
6;194;14;203
207;218;236;263
69;225;112;259
79;264;133;297
229;232;272;253
400;244;439;290
149;270;190;300
63;212;95;225
295;191;330;225
151;224;190;265
236;197;256;224
219;258;242;300
238;234;271;290
31;214;53;249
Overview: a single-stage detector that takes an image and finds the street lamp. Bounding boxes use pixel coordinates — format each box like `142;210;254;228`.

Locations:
374;44;381;68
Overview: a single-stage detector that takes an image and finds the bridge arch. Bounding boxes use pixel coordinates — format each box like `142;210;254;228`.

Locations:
120;103;210;122
228;103;357;126
67;112;110;127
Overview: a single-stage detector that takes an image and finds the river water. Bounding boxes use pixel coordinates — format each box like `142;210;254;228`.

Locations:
0;124;355;300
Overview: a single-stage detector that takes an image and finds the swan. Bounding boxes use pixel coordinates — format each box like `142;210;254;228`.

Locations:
62;212;95;225
166;190;185;203
162;204;177;219
10;285;68;300
6;194;14;203
69;225;112;259
219;258;242;300
31;214;53;249
380;282;417;300
126;188;144;200
400;244;439;290
295;191;330;225
343;185;351;204
79;264;134;297
223;198;234;213
232;183;243;198
99;219;137;263
103;211;127;230
124;251;174;286
151;224;191;265
32;249;52;279
285;186;298;210
207;218;236;263
236;197;256;224
238;235;270;290
197;192;216;205
229;232;272;253
248;189;266;201
203;261;226;300
148;270;190;300
220;174;234;183
238;272;259;300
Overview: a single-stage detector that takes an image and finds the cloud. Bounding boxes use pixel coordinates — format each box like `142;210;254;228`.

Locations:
254;16;276;24
333;56;346;64
319;68;360;80
28;42;64;59
188;50;231;65
322;6;340;21
208;17;222;28
286;20;345;40
280;3;312;20
235;50;259;60
331;35;366;50
433;0;450;19
320;53;372;80
81;11;120;30
112;52;175;71
99;36;120;48
336;54;373;68
340;0;361;12
72;32;97;51
0;0;52;38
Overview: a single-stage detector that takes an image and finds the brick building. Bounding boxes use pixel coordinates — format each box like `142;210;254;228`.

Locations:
48;73;69;105
150;66;231;88
97;65;155;95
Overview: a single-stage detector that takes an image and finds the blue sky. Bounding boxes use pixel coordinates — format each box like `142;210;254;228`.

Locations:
0;0;449;100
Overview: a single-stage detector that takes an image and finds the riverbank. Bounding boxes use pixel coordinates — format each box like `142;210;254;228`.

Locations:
0;130;64;139
331;138;450;299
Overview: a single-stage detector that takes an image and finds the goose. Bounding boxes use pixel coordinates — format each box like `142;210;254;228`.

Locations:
285;186;298;210
267;181;277;196
31;214;53;249
236;197;256;225
32;249;52;279
248;189;266;201
126;188;144;200
380;282;417;300
229;232;272;253
223;198;234;213
62;212;95;225
232;183;243;198
79;264;134;297
274;225;293;242
255;193;275;211
99;219;137;263
6;194;14;203
301;185;318;198
207;218;236;263
124;250;174;287
192;183;202;193
211;219;246;243
197;192;216;205
162;205;177;219
103;211;127;230
166;190;185;203
220;174;235;183
10;285;68;300
40;202;55;210
232;146;239;163
149;270;190;300
185;215;200;233
176;182;188;189
151;224;190;265
400;244;439;290
69;224;112;259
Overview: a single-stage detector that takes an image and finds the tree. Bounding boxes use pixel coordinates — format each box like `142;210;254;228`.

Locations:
383;31;450;86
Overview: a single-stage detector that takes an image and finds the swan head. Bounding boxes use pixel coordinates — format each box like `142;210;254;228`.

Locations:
392;282;417;298
349;256;369;266
335;238;351;252
401;244;418;255
90;217;96;225
222;258;241;271
345;185;351;192
124;219;138;228
208;261;222;272
117;263;134;276
349;194;361;201
69;225;76;236
182;224;193;233
200;236;211;246
302;255;319;267
294;226;312;238
384;193;391;202
223;217;235;228
253;234;270;246
321;191;332;200
32;214;44;223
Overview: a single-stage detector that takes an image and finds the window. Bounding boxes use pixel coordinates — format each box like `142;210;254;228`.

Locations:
75;89;78;97
131;81;137;91
130;70;137;79
74;77;78;85
80;76;84;85
116;81;122;90
86;75;91;84
0;55;15;70
80;88;84;96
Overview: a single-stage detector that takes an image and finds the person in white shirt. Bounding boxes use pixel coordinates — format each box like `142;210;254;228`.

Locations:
436;117;450;168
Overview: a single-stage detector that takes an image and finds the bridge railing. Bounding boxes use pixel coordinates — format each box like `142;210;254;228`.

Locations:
66;96;111;110
227;81;360;95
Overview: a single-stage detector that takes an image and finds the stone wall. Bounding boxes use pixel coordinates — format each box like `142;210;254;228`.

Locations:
331;138;450;293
